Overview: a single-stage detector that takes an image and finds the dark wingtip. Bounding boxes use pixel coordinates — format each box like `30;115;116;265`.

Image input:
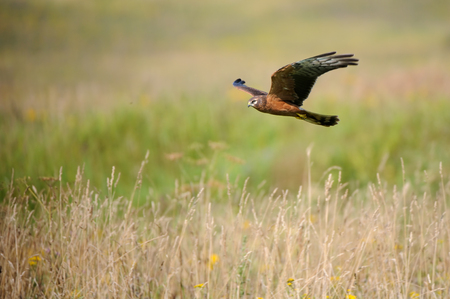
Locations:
336;58;359;68
313;52;359;67
233;78;246;86
332;53;355;58
313;51;337;58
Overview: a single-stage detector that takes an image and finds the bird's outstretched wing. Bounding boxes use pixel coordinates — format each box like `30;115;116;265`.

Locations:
269;52;358;106
233;78;268;96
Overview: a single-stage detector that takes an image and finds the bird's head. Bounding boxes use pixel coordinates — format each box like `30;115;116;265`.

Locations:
247;96;264;109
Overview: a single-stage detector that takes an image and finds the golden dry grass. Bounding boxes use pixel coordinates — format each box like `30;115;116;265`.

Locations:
2;153;449;298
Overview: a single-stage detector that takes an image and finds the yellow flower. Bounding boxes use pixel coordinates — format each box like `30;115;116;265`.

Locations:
243;220;251;230
25;108;37;122
209;254;219;270
28;255;41;266
409;292;420;298
194;283;205;288
330;276;340;281
394;243;404;250
346;290;357;299
287;278;294;286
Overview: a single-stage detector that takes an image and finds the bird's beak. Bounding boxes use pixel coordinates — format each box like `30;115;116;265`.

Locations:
247;103;251;108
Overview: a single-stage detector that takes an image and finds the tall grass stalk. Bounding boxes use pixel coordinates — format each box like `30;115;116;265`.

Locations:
1;155;449;298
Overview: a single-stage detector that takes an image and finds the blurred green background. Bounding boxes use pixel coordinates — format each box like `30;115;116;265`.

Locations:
1;0;450;199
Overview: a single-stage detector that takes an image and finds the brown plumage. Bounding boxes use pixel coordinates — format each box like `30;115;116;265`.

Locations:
233;51;358;127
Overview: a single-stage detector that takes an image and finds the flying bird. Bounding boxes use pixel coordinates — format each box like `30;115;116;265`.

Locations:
233;52;358;127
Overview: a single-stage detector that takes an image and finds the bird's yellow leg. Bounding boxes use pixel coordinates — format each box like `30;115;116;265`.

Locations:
295;113;307;120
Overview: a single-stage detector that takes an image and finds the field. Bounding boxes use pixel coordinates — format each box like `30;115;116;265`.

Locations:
1;0;450;297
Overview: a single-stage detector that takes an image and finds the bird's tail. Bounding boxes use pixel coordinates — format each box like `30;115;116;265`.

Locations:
295;109;339;127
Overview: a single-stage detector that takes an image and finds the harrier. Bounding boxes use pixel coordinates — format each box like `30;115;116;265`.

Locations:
233;52;358;127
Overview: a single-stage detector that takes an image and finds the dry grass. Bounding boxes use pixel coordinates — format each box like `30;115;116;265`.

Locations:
1;152;449;298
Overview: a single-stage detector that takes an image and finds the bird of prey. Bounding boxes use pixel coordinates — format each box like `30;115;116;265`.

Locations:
233;52;358;127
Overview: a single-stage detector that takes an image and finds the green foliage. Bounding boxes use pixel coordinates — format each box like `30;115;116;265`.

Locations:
2;93;450;200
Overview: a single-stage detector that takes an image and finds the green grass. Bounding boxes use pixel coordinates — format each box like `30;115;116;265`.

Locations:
2;93;450;199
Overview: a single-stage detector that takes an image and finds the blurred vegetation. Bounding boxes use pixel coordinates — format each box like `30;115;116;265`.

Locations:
1;0;450;199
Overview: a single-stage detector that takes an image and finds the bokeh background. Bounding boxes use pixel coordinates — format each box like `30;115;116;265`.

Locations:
1;0;450;199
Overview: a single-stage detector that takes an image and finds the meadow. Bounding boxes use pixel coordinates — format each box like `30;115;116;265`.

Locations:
1;0;450;297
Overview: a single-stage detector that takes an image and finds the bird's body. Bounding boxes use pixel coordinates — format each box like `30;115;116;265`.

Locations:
233;52;358;127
